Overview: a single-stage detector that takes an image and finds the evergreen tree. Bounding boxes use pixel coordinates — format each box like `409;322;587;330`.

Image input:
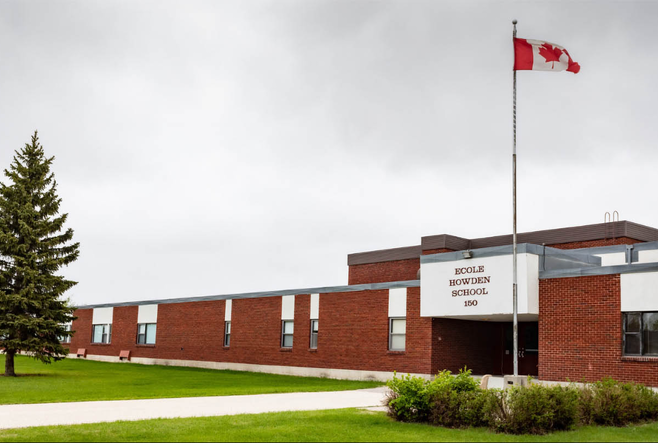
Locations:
0;132;79;376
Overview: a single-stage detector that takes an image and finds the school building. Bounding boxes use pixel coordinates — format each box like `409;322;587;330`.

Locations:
65;220;658;386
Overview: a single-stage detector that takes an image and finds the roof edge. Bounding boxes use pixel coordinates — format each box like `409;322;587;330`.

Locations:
76;280;421;310
351;221;658;265
347;245;422;266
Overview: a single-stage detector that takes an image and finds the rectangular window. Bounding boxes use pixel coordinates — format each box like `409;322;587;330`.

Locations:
281;320;294;348
137;323;157;345
310;320;318;349
624;312;658;356
59;324;72;343
389;318;406;351
644;313;658;355
92;324;111;344
224;321;231;347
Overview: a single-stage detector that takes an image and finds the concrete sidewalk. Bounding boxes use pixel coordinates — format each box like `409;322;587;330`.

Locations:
0;387;388;430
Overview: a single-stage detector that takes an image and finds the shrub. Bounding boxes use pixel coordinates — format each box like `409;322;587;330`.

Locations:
386;373;436;422
495;384;580;435
580;378;658;426
387;373;658;434
450;367;480;393
386;368;478;423
430;387;499;428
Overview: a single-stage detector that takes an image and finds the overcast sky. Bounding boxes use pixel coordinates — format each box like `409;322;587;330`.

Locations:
1;1;657;306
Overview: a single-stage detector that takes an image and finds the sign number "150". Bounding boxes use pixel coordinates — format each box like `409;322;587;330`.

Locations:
464;300;478;307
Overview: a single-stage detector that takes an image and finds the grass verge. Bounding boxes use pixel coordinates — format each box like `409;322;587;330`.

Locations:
0;355;381;405
1;409;657;442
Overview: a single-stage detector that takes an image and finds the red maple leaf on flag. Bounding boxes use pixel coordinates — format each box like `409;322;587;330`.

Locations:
538;43;563;69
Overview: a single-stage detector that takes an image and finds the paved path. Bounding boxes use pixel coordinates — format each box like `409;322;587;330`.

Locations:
0;387;388;430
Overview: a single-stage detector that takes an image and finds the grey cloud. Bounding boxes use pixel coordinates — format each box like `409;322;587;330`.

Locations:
0;0;656;305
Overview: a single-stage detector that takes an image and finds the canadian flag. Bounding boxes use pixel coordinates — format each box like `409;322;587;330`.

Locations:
514;38;580;74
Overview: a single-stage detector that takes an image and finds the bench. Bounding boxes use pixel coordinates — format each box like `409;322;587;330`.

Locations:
76;348;87;358
119;350;131;361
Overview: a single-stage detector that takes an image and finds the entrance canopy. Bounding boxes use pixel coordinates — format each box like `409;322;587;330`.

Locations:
420;244;599;321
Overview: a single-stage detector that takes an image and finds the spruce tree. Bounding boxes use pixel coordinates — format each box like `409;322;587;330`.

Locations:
0;132;80;376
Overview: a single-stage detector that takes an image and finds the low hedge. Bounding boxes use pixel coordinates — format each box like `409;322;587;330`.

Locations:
386;370;658;435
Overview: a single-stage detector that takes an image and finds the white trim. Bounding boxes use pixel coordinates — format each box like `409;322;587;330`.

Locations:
137;305;158;324
92;307;113;325
388;288;407;317
282;295;295;320
595;253;626;266
621;272;658;312
310;293;320;320
225;299;232;322
638;250;658;264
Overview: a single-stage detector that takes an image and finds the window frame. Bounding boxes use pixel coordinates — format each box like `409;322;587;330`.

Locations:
389;317;406;352
92;324;112;344
59;324;72;344
136;323;157;345
281;320;294;349
624;312;658;357
310;319;318;349
224;321;231;347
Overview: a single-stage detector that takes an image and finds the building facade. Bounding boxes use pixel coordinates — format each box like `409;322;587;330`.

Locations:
66;220;658;386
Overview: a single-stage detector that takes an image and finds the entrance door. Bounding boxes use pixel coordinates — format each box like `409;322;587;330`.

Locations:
502;322;538;376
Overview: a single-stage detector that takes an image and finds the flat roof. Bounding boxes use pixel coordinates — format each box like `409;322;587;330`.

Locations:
76;280;421;310
348;220;658;265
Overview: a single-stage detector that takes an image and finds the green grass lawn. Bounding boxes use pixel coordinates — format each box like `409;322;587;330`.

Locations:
0;355;381;405
0;409;657;442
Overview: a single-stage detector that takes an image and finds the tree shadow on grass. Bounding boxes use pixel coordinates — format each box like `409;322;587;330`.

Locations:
0;373;52;378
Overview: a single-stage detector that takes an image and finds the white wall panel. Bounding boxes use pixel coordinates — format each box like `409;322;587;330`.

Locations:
225;299;232;321
310;294;319;319
523;254;540;314
281;295;295;320
621;272;658;311
137;305;158;324
595;253;626;266
92;307;113;325
388;288;407;317
638;250;658;264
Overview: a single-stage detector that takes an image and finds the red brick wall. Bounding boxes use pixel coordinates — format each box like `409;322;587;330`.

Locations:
348;259;420;285
539;275;658;387
431;319;498;375
69;308;92;352
68;301;228;362
348;249;455;285
69;306;142;357
68;287;433;375
548;237;639;250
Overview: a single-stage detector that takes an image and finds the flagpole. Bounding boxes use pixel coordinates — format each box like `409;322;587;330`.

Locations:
512;19;519;377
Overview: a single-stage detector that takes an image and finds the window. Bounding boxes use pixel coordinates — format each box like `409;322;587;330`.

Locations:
92;324;111;344
137;323;157;345
224;321;231;347
310;320;318;349
59;324;72;343
281;320;294;348
389;318;406;351
624;312;658;356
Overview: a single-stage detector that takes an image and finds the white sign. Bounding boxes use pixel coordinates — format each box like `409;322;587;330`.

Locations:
420;253;539;319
